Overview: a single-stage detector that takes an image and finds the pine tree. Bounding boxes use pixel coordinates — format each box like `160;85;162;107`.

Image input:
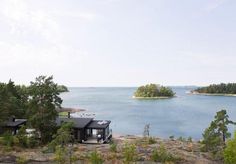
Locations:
27;76;63;143
201;110;235;154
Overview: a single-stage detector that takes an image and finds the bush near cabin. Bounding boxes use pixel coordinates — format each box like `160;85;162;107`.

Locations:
134;84;175;98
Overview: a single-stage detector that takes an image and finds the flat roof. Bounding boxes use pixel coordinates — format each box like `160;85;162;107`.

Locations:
87;120;111;129
56;117;93;129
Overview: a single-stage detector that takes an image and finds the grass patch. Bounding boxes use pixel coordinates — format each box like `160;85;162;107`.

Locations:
147;137;157;144
151;144;181;163
110;143;117;153
122;142;137;163
88;150;103;164
59;112;68;117
16;156;28;164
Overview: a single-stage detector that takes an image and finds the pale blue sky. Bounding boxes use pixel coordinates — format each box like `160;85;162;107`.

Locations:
0;0;235;86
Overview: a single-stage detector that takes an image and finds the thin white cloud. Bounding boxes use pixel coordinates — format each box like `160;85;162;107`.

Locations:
0;0;61;44
0;0;89;78
51;11;97;21
203;0;227;12
177;51;235;68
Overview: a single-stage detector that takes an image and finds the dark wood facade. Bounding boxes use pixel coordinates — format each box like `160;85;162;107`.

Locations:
56;117;112;143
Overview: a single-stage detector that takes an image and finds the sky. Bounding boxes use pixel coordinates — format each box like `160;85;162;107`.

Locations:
0;0;236;87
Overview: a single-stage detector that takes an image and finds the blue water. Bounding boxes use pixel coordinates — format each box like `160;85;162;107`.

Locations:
60;87;236;139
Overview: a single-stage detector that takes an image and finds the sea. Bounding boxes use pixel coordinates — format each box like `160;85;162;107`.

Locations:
60;87;236;140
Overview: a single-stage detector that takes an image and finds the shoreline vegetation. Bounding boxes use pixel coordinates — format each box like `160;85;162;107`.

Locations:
190;91;236;97
192;83;236;96
132;95;173;99
134;83;175;99
57;107;86;113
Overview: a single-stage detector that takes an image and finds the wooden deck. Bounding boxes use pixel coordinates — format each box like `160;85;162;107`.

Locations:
83;134;112;144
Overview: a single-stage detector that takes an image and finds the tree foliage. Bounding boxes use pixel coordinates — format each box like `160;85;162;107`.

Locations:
50;122;76;164
0;80;28;124
194;83;236;94
0;76;68;147
27;76;63;144
134;84;175;98
57;85;69;92
201;110;235;155
224;131;236;164
49;122;74;151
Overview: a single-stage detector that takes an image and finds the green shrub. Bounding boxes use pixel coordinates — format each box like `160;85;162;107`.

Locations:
151;148;159;162
0;136;4;145
27;136;38;148
70;155;78;163
187;137;192;142
151;144;179;163
110;143;117;152
54;146;67;164
16;126;28;148
224;131;236;164
147;137;156;144
169;135;175;140
122;143;136;162
89;150;103;164
2;132;15;147
16;156;28;164
178;136;186;142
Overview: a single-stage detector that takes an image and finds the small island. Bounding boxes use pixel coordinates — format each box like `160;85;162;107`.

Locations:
133;83;175;99
192;83;236;96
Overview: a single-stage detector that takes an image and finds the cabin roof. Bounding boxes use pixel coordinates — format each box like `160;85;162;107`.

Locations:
87;120;111;129
56;117;93;129
3;119;27;127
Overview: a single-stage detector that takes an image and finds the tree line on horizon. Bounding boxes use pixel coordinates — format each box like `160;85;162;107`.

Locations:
194;83;236;94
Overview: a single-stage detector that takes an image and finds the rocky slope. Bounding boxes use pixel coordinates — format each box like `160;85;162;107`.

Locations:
0;135;222;164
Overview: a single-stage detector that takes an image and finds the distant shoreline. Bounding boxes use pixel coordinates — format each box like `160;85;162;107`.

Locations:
57;107;86;113
190;91;236;97
132;96;173;99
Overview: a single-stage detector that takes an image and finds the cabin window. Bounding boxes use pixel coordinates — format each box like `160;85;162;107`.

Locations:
105;127;109;136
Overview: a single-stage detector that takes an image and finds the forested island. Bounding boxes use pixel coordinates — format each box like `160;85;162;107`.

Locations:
192;83;236;96
134;84;175;98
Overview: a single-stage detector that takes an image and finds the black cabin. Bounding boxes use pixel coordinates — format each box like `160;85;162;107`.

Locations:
56;115;112;143
0;117;27;135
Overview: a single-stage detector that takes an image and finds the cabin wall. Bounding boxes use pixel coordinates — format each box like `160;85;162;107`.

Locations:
0;127;4;135
73;128;86;143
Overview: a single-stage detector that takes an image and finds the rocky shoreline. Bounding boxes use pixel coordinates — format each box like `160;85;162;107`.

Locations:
0;135;222;164
189;91;236;97
57;107;86;113
132;96;173;99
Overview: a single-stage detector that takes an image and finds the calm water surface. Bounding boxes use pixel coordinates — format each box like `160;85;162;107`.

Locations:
61;87;236;139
